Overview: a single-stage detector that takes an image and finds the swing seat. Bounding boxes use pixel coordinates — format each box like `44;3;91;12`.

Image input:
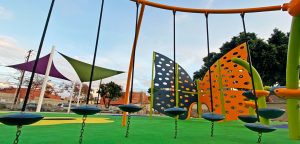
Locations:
119;104;142;113
0;113;43;126
238;115;258;123
258;108;285;119
242;91;257;100
245;123;276;133
202;113;225;122
71;105;101;115
164;107;187;117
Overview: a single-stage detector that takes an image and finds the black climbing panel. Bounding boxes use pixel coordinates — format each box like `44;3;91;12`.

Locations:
153;52;198;120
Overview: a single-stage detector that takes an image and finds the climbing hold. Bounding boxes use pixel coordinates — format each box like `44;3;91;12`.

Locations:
119;104;142;113
0;113;43;126
255;90;270;98
71;105;101;115
244;101;256;108
274;88;300;100
269;86;285;95
242;91;256;100
242;90;269;100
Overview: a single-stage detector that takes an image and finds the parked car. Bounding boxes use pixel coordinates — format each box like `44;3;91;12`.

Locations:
26;103;47;111
57;103;75;110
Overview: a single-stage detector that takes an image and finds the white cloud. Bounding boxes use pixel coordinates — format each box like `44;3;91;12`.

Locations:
0;36;28;65
0;6;13;20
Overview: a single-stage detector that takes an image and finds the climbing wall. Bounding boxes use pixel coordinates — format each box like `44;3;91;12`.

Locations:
198;43;252;121
152;52;197;120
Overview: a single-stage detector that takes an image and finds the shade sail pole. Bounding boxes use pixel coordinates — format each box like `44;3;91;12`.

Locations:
36;46;55;112
77;83;83;106
67;82;76;113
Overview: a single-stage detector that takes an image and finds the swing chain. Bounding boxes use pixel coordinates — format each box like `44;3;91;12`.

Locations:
79;115;87;144
257;132;262;143
174;118;178;139
211;121;214;137
13;126;22;144
125;113;131;138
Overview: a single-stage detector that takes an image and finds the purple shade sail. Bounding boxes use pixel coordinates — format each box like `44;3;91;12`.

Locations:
8;54;70;81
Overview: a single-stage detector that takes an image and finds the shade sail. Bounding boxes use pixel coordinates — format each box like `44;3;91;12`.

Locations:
8;54;70;81
59;52;124;82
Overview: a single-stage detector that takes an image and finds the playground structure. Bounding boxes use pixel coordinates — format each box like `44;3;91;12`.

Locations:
198;43;253;121
121;0;300;142
150;52;198;120
0;0;299;144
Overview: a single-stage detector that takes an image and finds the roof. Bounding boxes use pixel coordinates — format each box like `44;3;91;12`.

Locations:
0;88;62;100
100;92;150;106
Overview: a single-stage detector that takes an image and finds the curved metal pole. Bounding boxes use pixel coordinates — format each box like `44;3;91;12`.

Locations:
122;3;146;127
131;0;286;14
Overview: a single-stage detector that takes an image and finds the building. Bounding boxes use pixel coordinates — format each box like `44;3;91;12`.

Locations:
99;91;150;114
0;87;65;106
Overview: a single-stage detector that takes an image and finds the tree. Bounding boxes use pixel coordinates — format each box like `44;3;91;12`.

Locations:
24;74;44;91
99;81;122;108
267;28;289;86
147;87;159;95
193;28;289;86
45;83;55;95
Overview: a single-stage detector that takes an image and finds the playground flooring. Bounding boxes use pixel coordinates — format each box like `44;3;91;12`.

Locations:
0;112;299;144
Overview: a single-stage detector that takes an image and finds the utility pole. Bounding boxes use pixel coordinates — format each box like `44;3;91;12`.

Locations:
11;49;33;109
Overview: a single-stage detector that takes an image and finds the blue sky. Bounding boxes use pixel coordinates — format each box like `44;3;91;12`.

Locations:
0;0;292;92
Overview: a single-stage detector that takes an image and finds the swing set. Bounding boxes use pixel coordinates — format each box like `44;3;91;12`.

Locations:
0;0;299;144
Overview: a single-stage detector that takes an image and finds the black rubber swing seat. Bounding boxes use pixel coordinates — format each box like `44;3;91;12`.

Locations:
245;123;276;133
71;105;101;115
238;115;258;123
202;113;225;122
164;107;187;117
258;108;285;119
242;91;257;100
0;113;43;126
119;104;142;113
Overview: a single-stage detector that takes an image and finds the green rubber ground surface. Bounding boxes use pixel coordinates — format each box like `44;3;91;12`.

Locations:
0;112;298;144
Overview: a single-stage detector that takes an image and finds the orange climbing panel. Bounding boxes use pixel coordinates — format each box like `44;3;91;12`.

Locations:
198;43;253;121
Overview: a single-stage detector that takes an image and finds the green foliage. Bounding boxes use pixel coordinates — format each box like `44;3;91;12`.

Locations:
99;81;122;108
193;28;289;86
147;87;159;95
